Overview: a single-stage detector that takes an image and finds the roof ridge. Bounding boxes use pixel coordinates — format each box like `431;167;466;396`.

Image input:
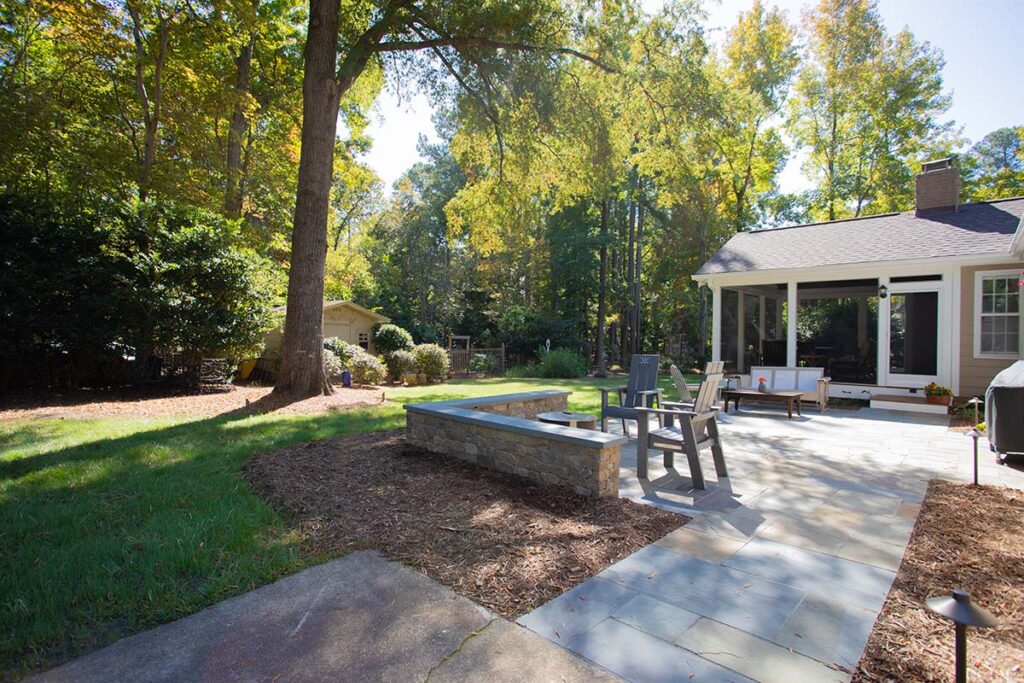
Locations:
748;195;1024;234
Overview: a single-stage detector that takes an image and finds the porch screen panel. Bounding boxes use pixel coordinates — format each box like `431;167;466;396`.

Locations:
889;292;938;376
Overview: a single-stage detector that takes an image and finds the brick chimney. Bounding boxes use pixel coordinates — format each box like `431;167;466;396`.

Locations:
915;158;960;214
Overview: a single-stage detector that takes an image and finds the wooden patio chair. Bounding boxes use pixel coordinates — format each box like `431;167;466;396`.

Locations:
635;372;727;489
670;361;724;410
670;364;692;403
600;354;662;436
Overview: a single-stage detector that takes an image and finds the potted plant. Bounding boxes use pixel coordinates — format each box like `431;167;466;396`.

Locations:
757;375;769;393
923;382;953;406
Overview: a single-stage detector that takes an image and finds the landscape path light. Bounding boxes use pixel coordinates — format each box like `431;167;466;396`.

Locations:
967;428;982;486
925;589;1000;683
966;396;982;427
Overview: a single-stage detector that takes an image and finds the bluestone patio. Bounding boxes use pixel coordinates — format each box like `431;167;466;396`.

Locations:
520;405;1024;682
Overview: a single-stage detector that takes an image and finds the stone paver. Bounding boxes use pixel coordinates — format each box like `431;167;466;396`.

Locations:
522;406;1024;682
36;551;617;683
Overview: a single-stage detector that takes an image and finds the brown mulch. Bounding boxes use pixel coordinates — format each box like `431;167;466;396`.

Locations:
0;385;385;421
245;430;685;618
853;480;1024;682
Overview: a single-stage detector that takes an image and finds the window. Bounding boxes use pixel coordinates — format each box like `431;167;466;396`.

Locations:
975;271;1022;357
358;331;369;350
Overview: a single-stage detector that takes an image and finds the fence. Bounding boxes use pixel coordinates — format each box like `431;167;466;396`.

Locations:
449;346;506;377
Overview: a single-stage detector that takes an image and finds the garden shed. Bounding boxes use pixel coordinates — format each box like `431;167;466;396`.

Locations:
263;301;391;355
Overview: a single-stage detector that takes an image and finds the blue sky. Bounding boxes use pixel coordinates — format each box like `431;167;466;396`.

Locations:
363;0;1024;193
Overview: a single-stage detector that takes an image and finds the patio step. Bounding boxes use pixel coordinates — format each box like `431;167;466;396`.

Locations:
870;394;949;415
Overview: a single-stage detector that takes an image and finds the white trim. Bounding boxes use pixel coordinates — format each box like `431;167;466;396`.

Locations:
882;279;946;388
786;282;797;367
949;266;961;395
711;285;722;363
972;269;1023;360
693;252;1016;288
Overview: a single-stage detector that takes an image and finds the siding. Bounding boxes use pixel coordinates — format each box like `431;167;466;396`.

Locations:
262;304;384;355
959;262;1024;396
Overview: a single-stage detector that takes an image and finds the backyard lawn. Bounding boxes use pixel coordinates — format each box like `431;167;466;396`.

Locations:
0;376;684;679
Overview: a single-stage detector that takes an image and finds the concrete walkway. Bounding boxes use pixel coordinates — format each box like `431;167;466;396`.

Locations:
35;551;618;683
520;406;1024;683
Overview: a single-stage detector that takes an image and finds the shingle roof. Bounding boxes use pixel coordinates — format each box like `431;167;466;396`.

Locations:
696;197;1024;276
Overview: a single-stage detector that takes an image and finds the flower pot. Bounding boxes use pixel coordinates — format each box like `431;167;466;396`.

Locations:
926;395;951;406
758;381;768;393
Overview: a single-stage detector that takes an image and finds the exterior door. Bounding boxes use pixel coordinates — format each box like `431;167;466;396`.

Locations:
883;283;943;387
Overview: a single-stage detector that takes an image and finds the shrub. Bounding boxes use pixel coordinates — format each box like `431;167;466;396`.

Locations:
322;348;343;382
386;349;417;381
505;363;540;378
538;347;588;378
323;337;360;365
413;343;449;382
349;352;386;385
374;324;414;356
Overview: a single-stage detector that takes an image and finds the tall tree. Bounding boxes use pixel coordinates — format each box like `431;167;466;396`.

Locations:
274;0;615;396
962;126;1024;200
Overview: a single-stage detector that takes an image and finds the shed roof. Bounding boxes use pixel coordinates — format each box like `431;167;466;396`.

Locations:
272;300;391;322
696;197;1024;277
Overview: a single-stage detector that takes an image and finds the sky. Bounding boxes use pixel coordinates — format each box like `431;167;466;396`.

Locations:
362;0;1024;193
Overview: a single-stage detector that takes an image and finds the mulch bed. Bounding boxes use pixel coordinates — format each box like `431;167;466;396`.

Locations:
853;480;1024;682
245;430;684;618
0;385;385;420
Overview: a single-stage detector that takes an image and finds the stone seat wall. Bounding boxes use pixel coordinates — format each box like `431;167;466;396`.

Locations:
404;391;625;498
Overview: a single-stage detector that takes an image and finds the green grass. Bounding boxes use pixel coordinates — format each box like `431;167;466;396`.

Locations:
0;375;691;678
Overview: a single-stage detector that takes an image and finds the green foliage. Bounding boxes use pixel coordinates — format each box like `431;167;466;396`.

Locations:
505;363;541;378
962;127;1024;201
348;352;386;386
373;324;414;357
322;348;343;381
323;337;361;365
538;348;589;379
386;349;417;381
0;195;276;385
412;344;450;383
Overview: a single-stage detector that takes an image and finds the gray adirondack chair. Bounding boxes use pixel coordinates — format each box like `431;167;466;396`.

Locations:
600;354;662;436
635;372;727;489
668;361;725;409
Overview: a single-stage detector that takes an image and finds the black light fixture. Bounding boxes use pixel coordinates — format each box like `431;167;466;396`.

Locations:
878;284;889;299
926;589;1000;683
967;429;983;486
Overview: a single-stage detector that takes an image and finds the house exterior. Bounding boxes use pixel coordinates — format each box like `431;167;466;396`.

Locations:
263;301;391;356
693;159;1024;402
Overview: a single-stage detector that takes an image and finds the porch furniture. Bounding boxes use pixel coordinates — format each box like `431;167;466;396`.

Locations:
635;372;727;489
722;388;803;419
600;354;662;435
669;364;692;403
537;410;598;430
746;365;830;412
671;361;726;409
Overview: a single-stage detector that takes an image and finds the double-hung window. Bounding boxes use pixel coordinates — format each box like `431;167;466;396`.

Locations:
975;270;1022;357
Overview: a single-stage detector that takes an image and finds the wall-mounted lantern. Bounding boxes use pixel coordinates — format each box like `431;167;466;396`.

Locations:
878;284;889;299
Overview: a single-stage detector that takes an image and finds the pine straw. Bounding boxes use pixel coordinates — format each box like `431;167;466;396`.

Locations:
245;430;684;618
853;480;1024;682
0;385;385;420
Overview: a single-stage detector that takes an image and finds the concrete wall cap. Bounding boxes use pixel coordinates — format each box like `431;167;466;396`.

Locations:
404;390;571;412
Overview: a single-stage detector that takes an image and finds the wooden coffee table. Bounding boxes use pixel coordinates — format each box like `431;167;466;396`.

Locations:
537;410;598;429
722;389;803;419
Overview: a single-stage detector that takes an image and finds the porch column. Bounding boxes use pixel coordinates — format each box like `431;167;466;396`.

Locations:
711;285;722;362
877;276;890;384
786;282;798;367
736;290;745;372
758;295;766;360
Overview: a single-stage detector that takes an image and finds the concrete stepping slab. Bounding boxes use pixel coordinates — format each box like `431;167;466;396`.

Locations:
771;593;877;667
676;618;848;683
569;618;754;683
34;551;614;683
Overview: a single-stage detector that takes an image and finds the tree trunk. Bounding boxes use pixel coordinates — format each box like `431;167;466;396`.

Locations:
632;201;644;354
273;0;342;397
622;198;635;365
274;0;397;397
595;198;608;376
225;33;256;218
127;3;170;201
